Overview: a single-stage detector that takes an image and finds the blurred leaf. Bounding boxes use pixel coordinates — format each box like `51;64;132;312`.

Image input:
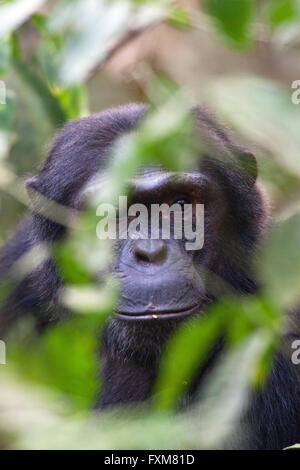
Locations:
259;212;300;308
0;0;47;39
155;294;280;412
216;296;280;390
10;32;21;60
138;100;195;170
32;14;89;119
193;331;272;448
206;0;254;48
205;76;300;177
269;0;298;27
0;91;15;160
9;317;100;410
54;241;92;286
225;296;281;346
53;86;89;119
52;0;132;85
272;21;300;49
54;207;118;315
33;15;63;84
168;5;193;30
0;372;67;445
154;310;223;410
0;38;11;74
13;59;67;127
48;0;168;86
91;89;195;207
61;282;119;316
251;332;277;389
0;374;189;449
55;206;114;275
16;410;187;450
285;443;300;449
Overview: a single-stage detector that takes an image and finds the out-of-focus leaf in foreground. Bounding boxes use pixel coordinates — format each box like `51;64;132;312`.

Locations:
0;38;11;75
191;330;274;449
0;373;191;449
285;443;300;449
8;317;100;411
0;372;66;448
259;211;300;309
54;206;119;316
206;0;254;49
155;295;281;413
205;76;300;178
0;0;47;40
0;91;15;161
12;59;67;127
269;0;299;28
48;0;169;85
154;310;222;411
95;97;195;207
168;4;193;30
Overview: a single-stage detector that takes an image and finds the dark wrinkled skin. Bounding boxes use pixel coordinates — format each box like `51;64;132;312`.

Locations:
1;104;300;449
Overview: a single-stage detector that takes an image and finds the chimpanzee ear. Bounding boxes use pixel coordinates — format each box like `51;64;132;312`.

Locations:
237;148;257;183
25;175;40;199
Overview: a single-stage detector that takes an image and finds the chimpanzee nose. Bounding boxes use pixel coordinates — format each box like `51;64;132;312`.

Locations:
134;239;167;263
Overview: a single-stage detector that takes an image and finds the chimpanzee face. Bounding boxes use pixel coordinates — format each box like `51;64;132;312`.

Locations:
90;166;227;324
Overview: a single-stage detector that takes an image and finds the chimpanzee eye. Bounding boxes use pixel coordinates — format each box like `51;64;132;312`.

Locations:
174;197;190;207
177;200;185;207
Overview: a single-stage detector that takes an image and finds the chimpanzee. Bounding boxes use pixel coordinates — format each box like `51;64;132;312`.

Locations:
0;103;300;449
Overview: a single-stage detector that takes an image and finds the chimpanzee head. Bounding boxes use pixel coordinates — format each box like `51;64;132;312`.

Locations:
24;104;266;363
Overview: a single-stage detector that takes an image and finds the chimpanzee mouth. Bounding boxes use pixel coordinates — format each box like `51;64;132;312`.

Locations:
115;303;202;321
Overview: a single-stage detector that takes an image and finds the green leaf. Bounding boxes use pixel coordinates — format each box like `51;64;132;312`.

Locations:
54;242;93;286
259;212;300;308
54;86;89;119
12;59;67;127
0;375;188;449
48;0;167;86
285;443;300;449
206;0;255;48
193;331;273;448
154;310;223;410
269;0;298;28
61;282;118;316
0;91;15;161
154;293;280;412
168;5;193;30
9;317;100;410
0;38;11;74
0;0;47;39
224;296;281;346
205;76;300;178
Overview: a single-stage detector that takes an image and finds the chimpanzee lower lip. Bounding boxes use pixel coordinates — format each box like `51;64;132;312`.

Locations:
114;303;201;321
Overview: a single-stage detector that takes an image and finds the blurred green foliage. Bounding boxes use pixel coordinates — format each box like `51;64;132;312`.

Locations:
8;316;100;410
206;0;255;49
